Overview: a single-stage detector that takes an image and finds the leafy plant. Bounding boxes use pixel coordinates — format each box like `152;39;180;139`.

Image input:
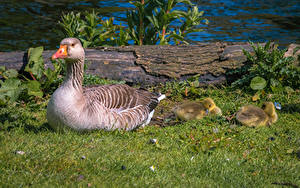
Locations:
58;0;208;47
0;67;22;104
0;47;63;104
127;0;208;45
231;42;300;93
59;11;129;48
126;0;158;45
147;3;207;45
25;46;64;95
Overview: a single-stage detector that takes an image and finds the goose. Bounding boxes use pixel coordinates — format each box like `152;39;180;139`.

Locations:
47;38;165;131
173;98;222;121
236;102;278;127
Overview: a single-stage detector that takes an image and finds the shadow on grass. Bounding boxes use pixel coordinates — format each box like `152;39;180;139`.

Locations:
281;103;300;113
0;105;57;133
3;122;55;134
23;123;55;133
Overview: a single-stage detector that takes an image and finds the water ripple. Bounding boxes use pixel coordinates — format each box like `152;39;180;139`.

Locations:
0;0;299;51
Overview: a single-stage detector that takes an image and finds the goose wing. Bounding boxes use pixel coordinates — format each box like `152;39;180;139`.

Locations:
82;84;161;130
83;84;159;111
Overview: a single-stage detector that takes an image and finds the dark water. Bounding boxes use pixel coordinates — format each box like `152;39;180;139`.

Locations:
0;0;299;52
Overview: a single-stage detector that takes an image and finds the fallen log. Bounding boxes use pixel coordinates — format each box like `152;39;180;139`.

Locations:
0;42;264;85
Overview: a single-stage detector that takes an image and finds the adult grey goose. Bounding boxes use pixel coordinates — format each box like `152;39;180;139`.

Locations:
47;38;165;131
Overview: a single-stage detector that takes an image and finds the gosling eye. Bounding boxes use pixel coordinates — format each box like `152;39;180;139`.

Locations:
262;104;266;109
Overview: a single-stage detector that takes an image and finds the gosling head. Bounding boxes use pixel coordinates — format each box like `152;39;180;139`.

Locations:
262;102;278;125
202;98;216;112
52;38;84;62
262;102;276;117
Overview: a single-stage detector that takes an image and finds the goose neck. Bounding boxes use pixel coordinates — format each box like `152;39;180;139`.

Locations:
63;58;84;91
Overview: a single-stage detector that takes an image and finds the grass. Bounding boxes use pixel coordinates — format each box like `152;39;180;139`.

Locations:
0;82;299;187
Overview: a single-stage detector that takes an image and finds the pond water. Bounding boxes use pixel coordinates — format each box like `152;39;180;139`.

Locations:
0;0;299;52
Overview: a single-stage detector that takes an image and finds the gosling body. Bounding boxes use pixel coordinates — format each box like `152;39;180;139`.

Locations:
236;102;278;127
173;98;222;121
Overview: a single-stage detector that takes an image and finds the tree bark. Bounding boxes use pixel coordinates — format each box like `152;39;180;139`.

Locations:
0;42;257;85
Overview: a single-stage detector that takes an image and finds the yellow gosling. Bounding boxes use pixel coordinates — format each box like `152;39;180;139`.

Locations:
236;102;278;127
173;98;222;121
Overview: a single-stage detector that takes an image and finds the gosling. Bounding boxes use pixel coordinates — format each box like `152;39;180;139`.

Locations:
236;102;278;127
173;98;222;121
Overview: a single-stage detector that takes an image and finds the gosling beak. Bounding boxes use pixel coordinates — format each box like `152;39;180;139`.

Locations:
52;45;68;60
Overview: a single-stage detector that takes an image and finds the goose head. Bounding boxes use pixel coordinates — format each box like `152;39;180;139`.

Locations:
202;98;216;112
52;38;85;62
262;102;276;118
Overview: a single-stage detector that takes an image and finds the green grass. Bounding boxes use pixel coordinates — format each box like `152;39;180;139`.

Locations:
0;85;299;187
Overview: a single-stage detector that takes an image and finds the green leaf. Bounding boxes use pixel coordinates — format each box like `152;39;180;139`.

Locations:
204;19;209;24
43;60;63;91
0;66;5;74
25;80;43;98
3;69;18;78
270;78;281;87
25;46;44;80
28;46;44;64
250;76;266;90
192;80;200;87
174;0;193;6
80;38;92;48
169;33;185;41
0;78;23;102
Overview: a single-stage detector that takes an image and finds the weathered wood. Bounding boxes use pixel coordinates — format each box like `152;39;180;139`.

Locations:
0;42;255;85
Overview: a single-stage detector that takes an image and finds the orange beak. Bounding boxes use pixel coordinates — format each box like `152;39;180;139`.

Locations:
52;45;68;60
